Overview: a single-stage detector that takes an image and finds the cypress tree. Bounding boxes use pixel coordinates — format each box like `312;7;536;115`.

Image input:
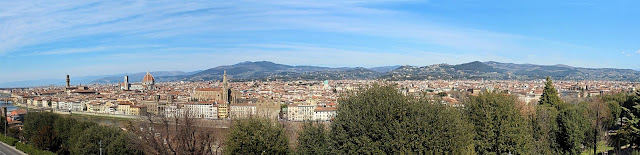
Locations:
539;76;563;106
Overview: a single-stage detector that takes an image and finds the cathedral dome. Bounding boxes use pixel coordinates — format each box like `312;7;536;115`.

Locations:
143;71;155;84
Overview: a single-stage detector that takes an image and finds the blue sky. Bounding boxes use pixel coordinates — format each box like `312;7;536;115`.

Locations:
0;0;639;83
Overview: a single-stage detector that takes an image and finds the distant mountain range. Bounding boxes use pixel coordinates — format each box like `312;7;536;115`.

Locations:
2;61;639;88
383;61;640;81
175;61;640;82
181;61;389;81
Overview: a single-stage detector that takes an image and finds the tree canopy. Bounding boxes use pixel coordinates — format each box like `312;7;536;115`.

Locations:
465;91;533;154
296;122;328;155
225;117;289;155
539;76;563;106
329;84;474;154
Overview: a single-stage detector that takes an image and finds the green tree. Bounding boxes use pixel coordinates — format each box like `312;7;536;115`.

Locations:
22;112;60;151
531;105;559;154
296;122;328;155
329;84;474;154
465;91;533;154
225;117;289;155
70;125;140;155
539;76;564;106
607;100;622;129
107;133;142;155
52;116;77;154
0;108;5;135
555;107;588;154
614;91;640;148
580;100;611;155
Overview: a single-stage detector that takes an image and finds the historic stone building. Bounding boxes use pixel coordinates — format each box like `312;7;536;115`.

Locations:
189;71;239;119
121;71;155;91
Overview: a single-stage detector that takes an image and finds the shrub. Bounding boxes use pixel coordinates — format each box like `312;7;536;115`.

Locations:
0;134;18;146
15;142;56;155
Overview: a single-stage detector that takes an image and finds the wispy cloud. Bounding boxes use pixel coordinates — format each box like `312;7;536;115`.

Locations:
22;45;163;56
0;0;629;83
0;0;531;56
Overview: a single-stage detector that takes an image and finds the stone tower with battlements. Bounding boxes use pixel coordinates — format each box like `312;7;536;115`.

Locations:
66;74;70;87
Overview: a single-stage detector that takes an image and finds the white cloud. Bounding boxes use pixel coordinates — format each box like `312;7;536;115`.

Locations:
22;45;163;56
0;0;535;56
0;0;617;83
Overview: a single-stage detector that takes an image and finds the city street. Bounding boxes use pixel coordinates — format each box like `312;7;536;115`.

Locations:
0;141;25;155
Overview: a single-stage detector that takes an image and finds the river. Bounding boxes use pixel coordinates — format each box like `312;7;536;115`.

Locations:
0;101;18;113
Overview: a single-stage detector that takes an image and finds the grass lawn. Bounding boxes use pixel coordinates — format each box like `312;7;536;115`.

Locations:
581;141;614;155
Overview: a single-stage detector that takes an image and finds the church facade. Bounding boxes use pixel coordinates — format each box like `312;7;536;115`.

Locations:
121;71;155;91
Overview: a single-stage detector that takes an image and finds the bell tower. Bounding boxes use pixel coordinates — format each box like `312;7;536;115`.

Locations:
222;70;229;103
66;74;70;87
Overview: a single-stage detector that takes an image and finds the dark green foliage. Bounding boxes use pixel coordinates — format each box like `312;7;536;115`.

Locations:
7;127;21;139
466;91;533;154
107;133;142;155
532;105;559;154
607;101;622;129
22;112;59;151
614;91;640;148
0;110;5;135
555;108;588;154
225;117;289;155
539;76;563;106
296;122;328;155
20;112;141;154
329;84;474;154
531;77;595;154
52;116;77;154
70;125;141;155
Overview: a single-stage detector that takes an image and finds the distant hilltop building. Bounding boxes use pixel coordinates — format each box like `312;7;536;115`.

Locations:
121;71;155;90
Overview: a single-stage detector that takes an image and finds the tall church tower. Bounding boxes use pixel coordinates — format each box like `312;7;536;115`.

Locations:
222;70;229;103
66;74;70;87
123;75;130;90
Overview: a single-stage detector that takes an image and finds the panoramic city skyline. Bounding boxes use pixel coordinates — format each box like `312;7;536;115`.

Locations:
2;1;640;154
1;0;639;83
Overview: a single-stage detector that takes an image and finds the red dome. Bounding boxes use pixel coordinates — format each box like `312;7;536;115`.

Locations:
143;71;155;83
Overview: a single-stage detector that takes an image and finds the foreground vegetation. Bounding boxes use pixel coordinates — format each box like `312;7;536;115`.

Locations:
4;76;640;154
3;112;142;154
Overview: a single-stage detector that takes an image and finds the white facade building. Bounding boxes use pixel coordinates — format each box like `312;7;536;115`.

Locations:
288;104;316;121
314;107;337;121
183;102;218;119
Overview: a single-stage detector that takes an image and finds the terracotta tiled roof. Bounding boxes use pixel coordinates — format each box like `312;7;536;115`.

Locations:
196;88;223;91
315;107;337;112
143;71;155;83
